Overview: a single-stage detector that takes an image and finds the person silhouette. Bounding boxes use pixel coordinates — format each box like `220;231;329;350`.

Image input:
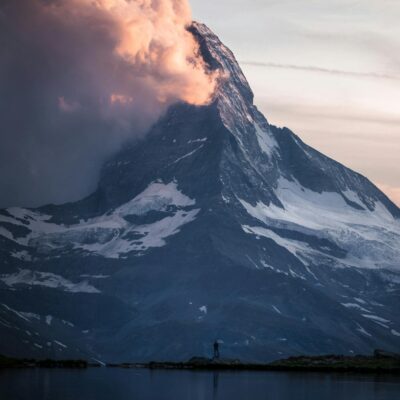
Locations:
213;340;220;360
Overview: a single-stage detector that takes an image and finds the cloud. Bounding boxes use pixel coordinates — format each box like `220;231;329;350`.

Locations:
0;0;217;208
261;100;400;129
240;61;400;81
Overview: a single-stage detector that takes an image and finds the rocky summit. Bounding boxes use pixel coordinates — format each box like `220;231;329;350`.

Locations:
0;22;399;363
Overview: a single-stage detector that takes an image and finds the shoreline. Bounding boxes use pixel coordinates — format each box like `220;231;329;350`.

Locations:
2;351;400;374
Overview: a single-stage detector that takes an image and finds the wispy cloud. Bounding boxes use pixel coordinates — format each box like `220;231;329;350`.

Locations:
261;101;400;128
240;61;400;81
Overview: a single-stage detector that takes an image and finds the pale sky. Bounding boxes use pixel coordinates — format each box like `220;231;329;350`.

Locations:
191;0;400;206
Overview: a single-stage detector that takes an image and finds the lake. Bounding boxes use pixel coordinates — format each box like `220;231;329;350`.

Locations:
0;368;399;399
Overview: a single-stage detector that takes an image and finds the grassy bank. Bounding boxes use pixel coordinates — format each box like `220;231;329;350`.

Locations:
122;350;400;374
2;349;399;373
0;355;89;369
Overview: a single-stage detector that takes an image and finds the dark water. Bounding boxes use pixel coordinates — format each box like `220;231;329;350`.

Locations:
1;368;399;400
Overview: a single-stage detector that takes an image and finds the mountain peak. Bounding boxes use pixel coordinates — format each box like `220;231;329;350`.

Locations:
189;21;400;219
189;21;254;104
0;22;399;362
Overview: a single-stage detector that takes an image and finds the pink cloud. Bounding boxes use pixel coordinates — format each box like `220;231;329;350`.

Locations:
0;0;220;207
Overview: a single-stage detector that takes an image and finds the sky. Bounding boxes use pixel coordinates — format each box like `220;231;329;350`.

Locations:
0;0;398;208
192;0;400;206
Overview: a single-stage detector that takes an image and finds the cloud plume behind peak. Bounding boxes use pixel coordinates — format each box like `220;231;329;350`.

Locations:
0;0;217;208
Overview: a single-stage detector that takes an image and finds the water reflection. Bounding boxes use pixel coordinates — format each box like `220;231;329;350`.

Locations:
213;372;219;400
0;368;399;400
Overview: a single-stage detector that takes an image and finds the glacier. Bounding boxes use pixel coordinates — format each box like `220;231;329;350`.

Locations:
0;181;199;259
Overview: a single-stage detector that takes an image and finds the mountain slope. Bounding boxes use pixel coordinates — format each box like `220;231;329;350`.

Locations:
0;22;399;362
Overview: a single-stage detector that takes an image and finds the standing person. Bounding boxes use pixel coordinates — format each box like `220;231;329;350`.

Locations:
213;340;220;360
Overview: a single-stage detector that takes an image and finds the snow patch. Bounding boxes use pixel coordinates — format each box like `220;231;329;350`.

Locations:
242;225;311;266
361;314;390;324
171;144;204;165
342;190;365;209
354;298;367;305
356;323;372;337
0;269;100;293
80;274;110;279
117;181;195;215
272;305;282;315
11;251;32;261
79;209;199;258
342;303;371;313
20;312;40;321
1;181;199;259
2;304;30;322
239;177;400;272
362;314;391;328
188;137;207;144
254;123;278;157
199;306;208;314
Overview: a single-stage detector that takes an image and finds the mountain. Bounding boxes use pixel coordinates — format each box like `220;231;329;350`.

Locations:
0;22;399;363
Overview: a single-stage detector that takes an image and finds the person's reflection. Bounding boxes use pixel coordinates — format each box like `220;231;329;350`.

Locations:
213;372;219;399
